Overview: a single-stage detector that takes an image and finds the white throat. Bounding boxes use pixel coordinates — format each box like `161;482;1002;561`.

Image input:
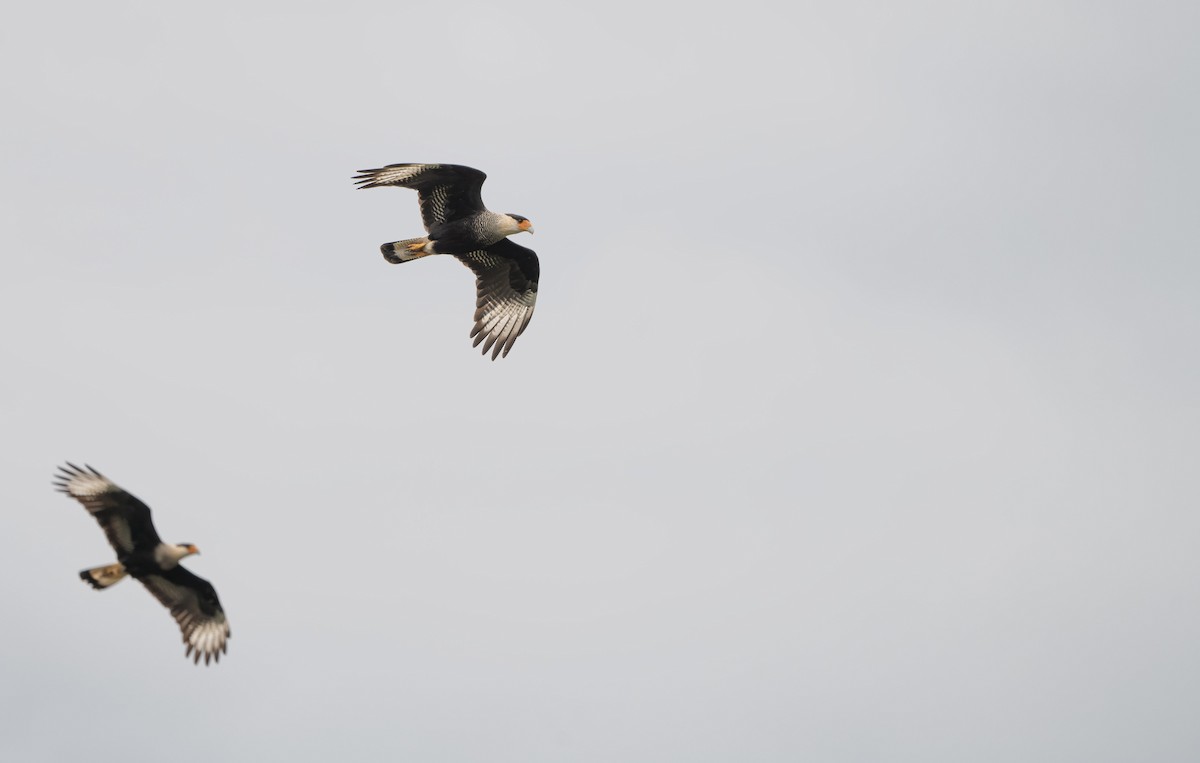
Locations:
154;543;192;569
487;211;522;237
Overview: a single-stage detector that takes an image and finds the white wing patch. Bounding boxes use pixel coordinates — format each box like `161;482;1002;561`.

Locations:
355;163;439;187
54;463;145;553
180;612;231;666
472;291;538;359
457;250;539;360
59;468;118;510
139;574;231;665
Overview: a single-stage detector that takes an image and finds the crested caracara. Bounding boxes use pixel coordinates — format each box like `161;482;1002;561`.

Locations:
54;463;230;665
354;163;539;360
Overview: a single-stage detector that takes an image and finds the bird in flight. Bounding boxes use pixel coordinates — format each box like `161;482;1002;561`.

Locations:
54;463;230;665
354;163;539;360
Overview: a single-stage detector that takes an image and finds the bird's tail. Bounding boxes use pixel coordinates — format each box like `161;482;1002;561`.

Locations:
80;563;127;589
381;237;435;264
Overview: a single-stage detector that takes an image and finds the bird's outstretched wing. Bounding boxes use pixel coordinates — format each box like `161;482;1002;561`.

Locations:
54;463;162;559
353;163;488;230
454;238;540;360
139;566;230;665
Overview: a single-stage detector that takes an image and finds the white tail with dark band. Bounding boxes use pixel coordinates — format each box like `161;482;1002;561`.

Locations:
381;237;434;264
80;562;128;589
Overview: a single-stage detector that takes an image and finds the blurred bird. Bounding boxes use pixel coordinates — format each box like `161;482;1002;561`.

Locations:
54;463;230;665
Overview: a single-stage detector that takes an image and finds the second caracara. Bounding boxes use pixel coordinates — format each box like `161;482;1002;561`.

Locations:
353;163;539;360
54;463;230;665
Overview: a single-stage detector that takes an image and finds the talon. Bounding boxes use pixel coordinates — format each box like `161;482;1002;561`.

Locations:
407;241;426;253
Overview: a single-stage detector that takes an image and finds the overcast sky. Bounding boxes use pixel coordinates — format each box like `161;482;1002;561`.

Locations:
2;1;1198;761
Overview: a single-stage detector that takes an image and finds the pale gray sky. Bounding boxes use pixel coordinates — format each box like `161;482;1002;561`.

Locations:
2;1;1198;761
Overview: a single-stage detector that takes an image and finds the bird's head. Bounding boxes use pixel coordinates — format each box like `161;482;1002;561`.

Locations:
176;543;201;557
508;213;534;235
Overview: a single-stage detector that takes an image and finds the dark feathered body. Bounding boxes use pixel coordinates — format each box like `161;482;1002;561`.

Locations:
426;214;512;253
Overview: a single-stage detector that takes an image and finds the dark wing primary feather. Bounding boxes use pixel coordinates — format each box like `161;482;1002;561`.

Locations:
139;566;230;665
454;238;540;360
54;463;161;558
353;163;488;231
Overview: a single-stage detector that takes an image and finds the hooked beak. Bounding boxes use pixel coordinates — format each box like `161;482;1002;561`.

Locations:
519;219;534;235
188;544;201;556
